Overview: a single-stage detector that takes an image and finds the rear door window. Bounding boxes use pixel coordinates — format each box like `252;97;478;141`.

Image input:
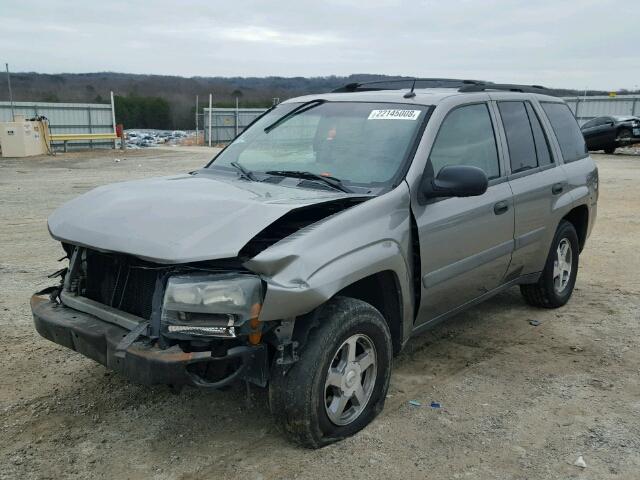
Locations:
541;103;588;163
525;102;553;166
428;103;500;180
498;101;537;173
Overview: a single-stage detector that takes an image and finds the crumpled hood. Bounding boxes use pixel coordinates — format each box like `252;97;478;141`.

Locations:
48;173;350;263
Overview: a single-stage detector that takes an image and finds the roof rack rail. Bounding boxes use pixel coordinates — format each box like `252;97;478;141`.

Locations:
458;83;548;94
332;78;483;93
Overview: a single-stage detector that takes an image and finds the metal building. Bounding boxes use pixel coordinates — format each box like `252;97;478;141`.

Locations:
0;100;115;149
563;95;640;125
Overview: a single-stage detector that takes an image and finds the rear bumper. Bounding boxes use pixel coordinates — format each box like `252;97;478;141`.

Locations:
31;293;268;388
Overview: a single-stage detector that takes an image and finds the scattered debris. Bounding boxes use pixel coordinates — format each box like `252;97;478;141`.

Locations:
574;455;587;468
570;345;584;352
408;400;422;407
529;319;541;326
430;402;441;409
114;158;121;163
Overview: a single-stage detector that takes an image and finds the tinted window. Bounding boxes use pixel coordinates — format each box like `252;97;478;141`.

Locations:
541;103;588;163
429;103;500;179
581;119;597;129
498;101;537;173
525;102;553;166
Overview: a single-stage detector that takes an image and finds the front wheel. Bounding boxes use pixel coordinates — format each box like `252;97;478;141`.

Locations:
520;220;579;308
269;297;392;448
616;128;632;146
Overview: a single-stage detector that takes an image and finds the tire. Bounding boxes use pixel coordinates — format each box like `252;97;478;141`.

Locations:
616;128;632;145
604;146;616;154
520;220;579;308
269;296;392;448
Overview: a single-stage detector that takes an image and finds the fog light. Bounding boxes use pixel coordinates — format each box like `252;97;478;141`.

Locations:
167;325;236;338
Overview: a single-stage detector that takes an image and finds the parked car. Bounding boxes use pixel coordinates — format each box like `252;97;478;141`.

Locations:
581;115;640;153
31;80;598;448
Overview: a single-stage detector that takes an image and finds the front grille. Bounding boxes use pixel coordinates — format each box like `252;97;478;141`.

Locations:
84;250;160;320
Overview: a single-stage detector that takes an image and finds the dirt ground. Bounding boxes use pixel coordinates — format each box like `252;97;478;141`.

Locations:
1;148;639;480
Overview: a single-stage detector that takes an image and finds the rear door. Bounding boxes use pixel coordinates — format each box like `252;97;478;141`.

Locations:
412;102;514;324
494;99;567;278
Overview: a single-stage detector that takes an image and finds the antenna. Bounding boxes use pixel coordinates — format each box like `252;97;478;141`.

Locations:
403;79;417;98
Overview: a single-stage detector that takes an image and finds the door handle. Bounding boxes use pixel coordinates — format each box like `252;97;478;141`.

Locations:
493;201;509;215
552;183;564;195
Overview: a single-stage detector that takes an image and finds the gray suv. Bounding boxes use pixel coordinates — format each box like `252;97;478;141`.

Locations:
31;79;598;448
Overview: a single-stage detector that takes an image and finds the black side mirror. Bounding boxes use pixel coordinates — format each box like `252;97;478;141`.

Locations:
421;165;488;200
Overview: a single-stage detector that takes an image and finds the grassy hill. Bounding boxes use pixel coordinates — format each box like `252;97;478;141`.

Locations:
0;72;619;129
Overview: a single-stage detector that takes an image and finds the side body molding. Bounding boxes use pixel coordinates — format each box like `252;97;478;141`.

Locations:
244;184;414;344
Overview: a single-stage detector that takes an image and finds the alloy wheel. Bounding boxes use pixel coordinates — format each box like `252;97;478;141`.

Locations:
324;334;377;426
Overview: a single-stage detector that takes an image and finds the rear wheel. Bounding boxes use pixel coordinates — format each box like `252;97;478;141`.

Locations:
269;297;392;448
520;220;579;308
604;146;616;154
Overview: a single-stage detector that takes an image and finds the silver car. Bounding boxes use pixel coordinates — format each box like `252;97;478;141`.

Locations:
31;79;598;448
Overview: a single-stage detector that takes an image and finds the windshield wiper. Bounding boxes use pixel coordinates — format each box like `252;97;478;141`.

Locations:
230;161;257;181
265;170;352;193
263;99;326;134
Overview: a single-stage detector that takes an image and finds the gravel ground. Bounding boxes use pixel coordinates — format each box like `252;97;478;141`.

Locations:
1;148;639;480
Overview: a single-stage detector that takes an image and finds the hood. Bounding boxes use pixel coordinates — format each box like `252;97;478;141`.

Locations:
48;172;353;263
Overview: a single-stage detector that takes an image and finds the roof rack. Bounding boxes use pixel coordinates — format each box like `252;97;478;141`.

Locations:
458;83;548;94
332;78;483;93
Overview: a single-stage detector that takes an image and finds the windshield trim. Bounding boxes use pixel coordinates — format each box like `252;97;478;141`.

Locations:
205;101;435;193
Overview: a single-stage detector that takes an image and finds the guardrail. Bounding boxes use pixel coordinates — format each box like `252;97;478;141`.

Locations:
50;133;118;152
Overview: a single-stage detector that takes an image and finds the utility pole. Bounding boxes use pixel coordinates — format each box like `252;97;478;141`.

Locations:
5;63;15;121
195;95;199;145
208;93;212;147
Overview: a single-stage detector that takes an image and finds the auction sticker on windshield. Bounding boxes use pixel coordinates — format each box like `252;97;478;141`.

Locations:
368;109;421;120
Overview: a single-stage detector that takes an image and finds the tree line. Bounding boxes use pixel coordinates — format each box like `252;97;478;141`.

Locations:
3;71;635;130
114;95;172;130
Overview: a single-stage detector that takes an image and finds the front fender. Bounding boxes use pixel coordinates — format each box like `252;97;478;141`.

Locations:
244;184;414;342
257;239;411;322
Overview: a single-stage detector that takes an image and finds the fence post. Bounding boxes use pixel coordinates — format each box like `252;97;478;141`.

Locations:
208;94;212;147
235;97;239;138
110;91;117;150
87;106;93;150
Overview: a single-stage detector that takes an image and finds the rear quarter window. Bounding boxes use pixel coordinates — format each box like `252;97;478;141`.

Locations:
541;102;588;163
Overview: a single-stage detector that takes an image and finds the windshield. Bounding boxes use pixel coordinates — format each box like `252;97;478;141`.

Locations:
208;102;429;190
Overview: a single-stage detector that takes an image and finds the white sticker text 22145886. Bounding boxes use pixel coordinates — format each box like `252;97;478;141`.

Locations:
367;109;421;120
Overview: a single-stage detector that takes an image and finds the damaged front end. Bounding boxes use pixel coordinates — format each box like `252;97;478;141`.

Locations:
31;246;271;389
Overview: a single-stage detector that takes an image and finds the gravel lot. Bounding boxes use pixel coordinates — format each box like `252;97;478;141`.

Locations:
1;148;639;479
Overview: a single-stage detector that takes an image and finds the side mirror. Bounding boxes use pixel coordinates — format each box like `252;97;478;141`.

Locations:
421;165;488;200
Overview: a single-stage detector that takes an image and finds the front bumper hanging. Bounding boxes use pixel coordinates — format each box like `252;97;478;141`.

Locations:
31;293;268;389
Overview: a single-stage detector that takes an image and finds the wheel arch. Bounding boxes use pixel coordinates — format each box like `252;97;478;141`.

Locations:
562;204;589;252
336;270;404;354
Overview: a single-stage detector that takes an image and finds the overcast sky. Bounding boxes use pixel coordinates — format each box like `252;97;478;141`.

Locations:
2;0;637;90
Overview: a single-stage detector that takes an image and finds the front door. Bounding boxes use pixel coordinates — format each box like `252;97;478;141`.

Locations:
412;103;514;324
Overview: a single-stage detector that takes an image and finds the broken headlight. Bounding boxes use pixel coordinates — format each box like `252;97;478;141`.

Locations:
161;273;263;338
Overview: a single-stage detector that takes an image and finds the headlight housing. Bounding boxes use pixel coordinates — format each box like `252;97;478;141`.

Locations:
162;273;263;338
